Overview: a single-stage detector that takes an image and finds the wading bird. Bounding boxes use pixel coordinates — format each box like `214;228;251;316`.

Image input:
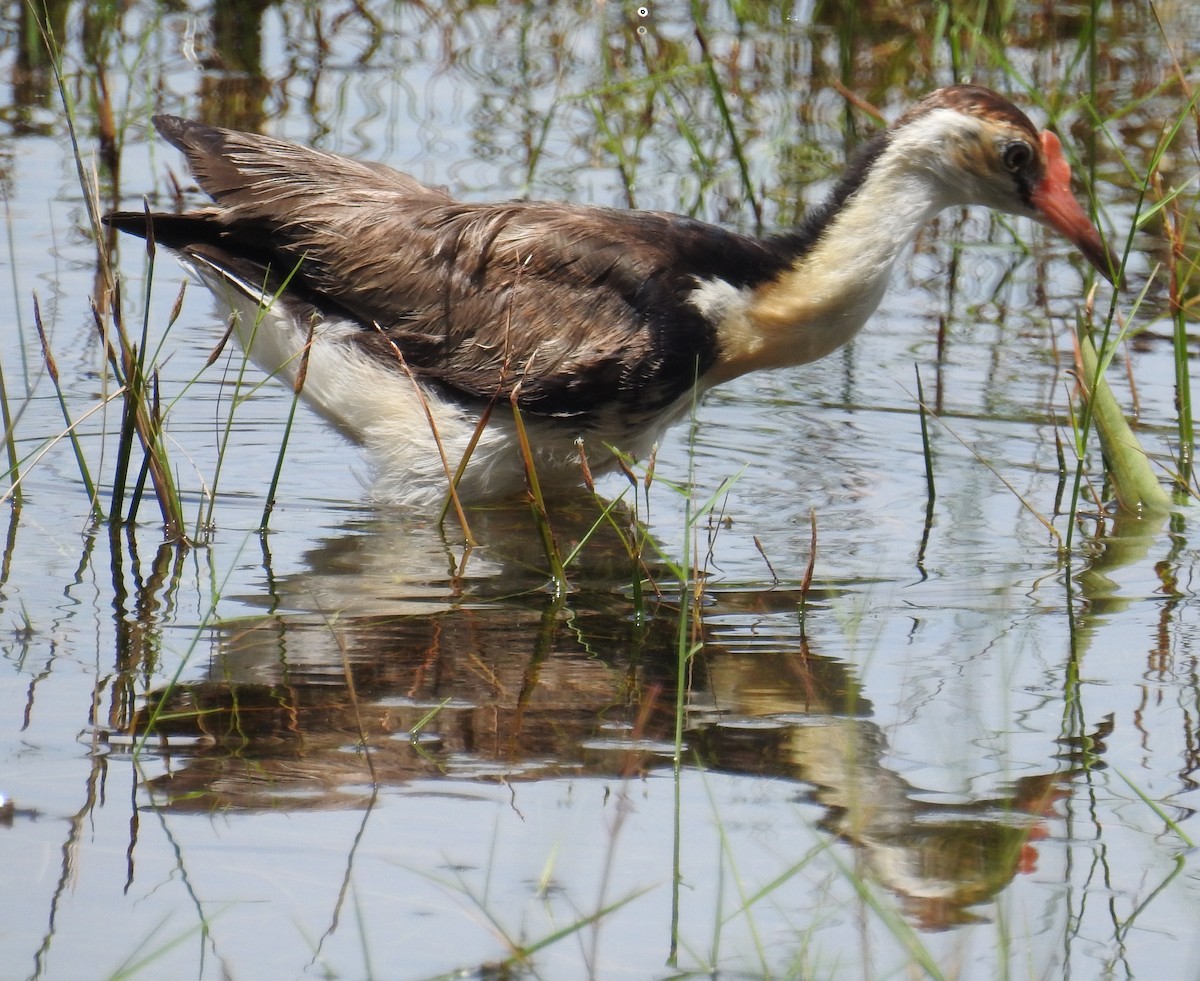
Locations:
105;85;1118;507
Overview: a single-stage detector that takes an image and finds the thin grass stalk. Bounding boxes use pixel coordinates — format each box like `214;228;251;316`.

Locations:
259;361;306;534
915;364;936;505
632;448;660;621
200;261;306;535
1169;252;1195;493
104;916;215;979
661;469;742;964
595;448;677;617
112;215;184;537
0;357;18;508
1114;769;1195;847
107;297;138;520
690;2;761;229
260;317;315;532
827;848;947;981
1156;176;1196;490
202;323;260;536
32;3;113;292
586;96;641;208
1058;149;1125;539
1086;0;1101;133
408;697;453;739
124;372;159;523
798;508;817;642
2;179;29;379
100;304;185;538
85;213;184;536
941;3;990;80
668;390;707;967
1147;0;1200;490
441;861;650;970
36;8;186;537
697;773;770;974
930;3;954;79
560;484;633;570
0;389;125;507
928;398;1062;545
0;502;18;588
583;685;660;973
567;450;663;617
508;391;567;594
130;541;240;758
609;451;649;619
752;535;779;584
34;293;101;516
593;16;657;207
437;399;495;533
125;205;161;526
667;466;692;968
1113;849;1188;948
1;175;27;506
364;322;475;546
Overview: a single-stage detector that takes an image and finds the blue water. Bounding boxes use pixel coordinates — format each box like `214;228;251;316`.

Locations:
2;2;1198;979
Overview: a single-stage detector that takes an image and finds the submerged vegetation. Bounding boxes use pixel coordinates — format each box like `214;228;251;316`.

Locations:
1;1;1198;978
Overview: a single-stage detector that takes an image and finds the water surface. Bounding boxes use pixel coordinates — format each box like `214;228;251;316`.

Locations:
2;2;1198;978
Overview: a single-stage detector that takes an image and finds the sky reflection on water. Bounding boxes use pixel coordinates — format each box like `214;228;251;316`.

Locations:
2;1;1199;978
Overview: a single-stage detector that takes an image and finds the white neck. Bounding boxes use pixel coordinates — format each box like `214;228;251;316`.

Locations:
710;114;970;383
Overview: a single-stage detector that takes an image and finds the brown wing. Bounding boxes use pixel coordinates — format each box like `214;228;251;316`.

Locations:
110;115;790;420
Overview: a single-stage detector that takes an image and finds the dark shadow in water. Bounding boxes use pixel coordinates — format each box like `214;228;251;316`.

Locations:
102;506;1110;931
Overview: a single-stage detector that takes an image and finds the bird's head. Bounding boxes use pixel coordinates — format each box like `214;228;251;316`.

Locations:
891;85;1120;284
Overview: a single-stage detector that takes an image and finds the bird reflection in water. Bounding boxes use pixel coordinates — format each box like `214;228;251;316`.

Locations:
125;513;1105;931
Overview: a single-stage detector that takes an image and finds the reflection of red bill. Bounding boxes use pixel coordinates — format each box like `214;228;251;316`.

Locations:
1016;821;1051;875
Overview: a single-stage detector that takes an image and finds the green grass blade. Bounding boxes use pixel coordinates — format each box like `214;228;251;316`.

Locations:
1074;326;1171;514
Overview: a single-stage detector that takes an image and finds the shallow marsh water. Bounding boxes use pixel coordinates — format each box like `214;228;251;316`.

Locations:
2;2;1199;979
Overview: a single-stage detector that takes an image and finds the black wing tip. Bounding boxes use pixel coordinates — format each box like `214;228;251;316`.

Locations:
101;118;194;235
102;209;152;238
102;211;231;252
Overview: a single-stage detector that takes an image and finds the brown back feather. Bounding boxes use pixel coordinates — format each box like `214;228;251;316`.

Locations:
136;116;791;419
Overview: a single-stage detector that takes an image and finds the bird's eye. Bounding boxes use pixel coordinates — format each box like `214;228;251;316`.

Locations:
1001;140;1033;173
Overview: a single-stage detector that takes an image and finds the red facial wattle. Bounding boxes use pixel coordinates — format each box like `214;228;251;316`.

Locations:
1030;130;1120;284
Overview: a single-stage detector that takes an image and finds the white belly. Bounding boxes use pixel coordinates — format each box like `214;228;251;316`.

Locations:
186;259;667;507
